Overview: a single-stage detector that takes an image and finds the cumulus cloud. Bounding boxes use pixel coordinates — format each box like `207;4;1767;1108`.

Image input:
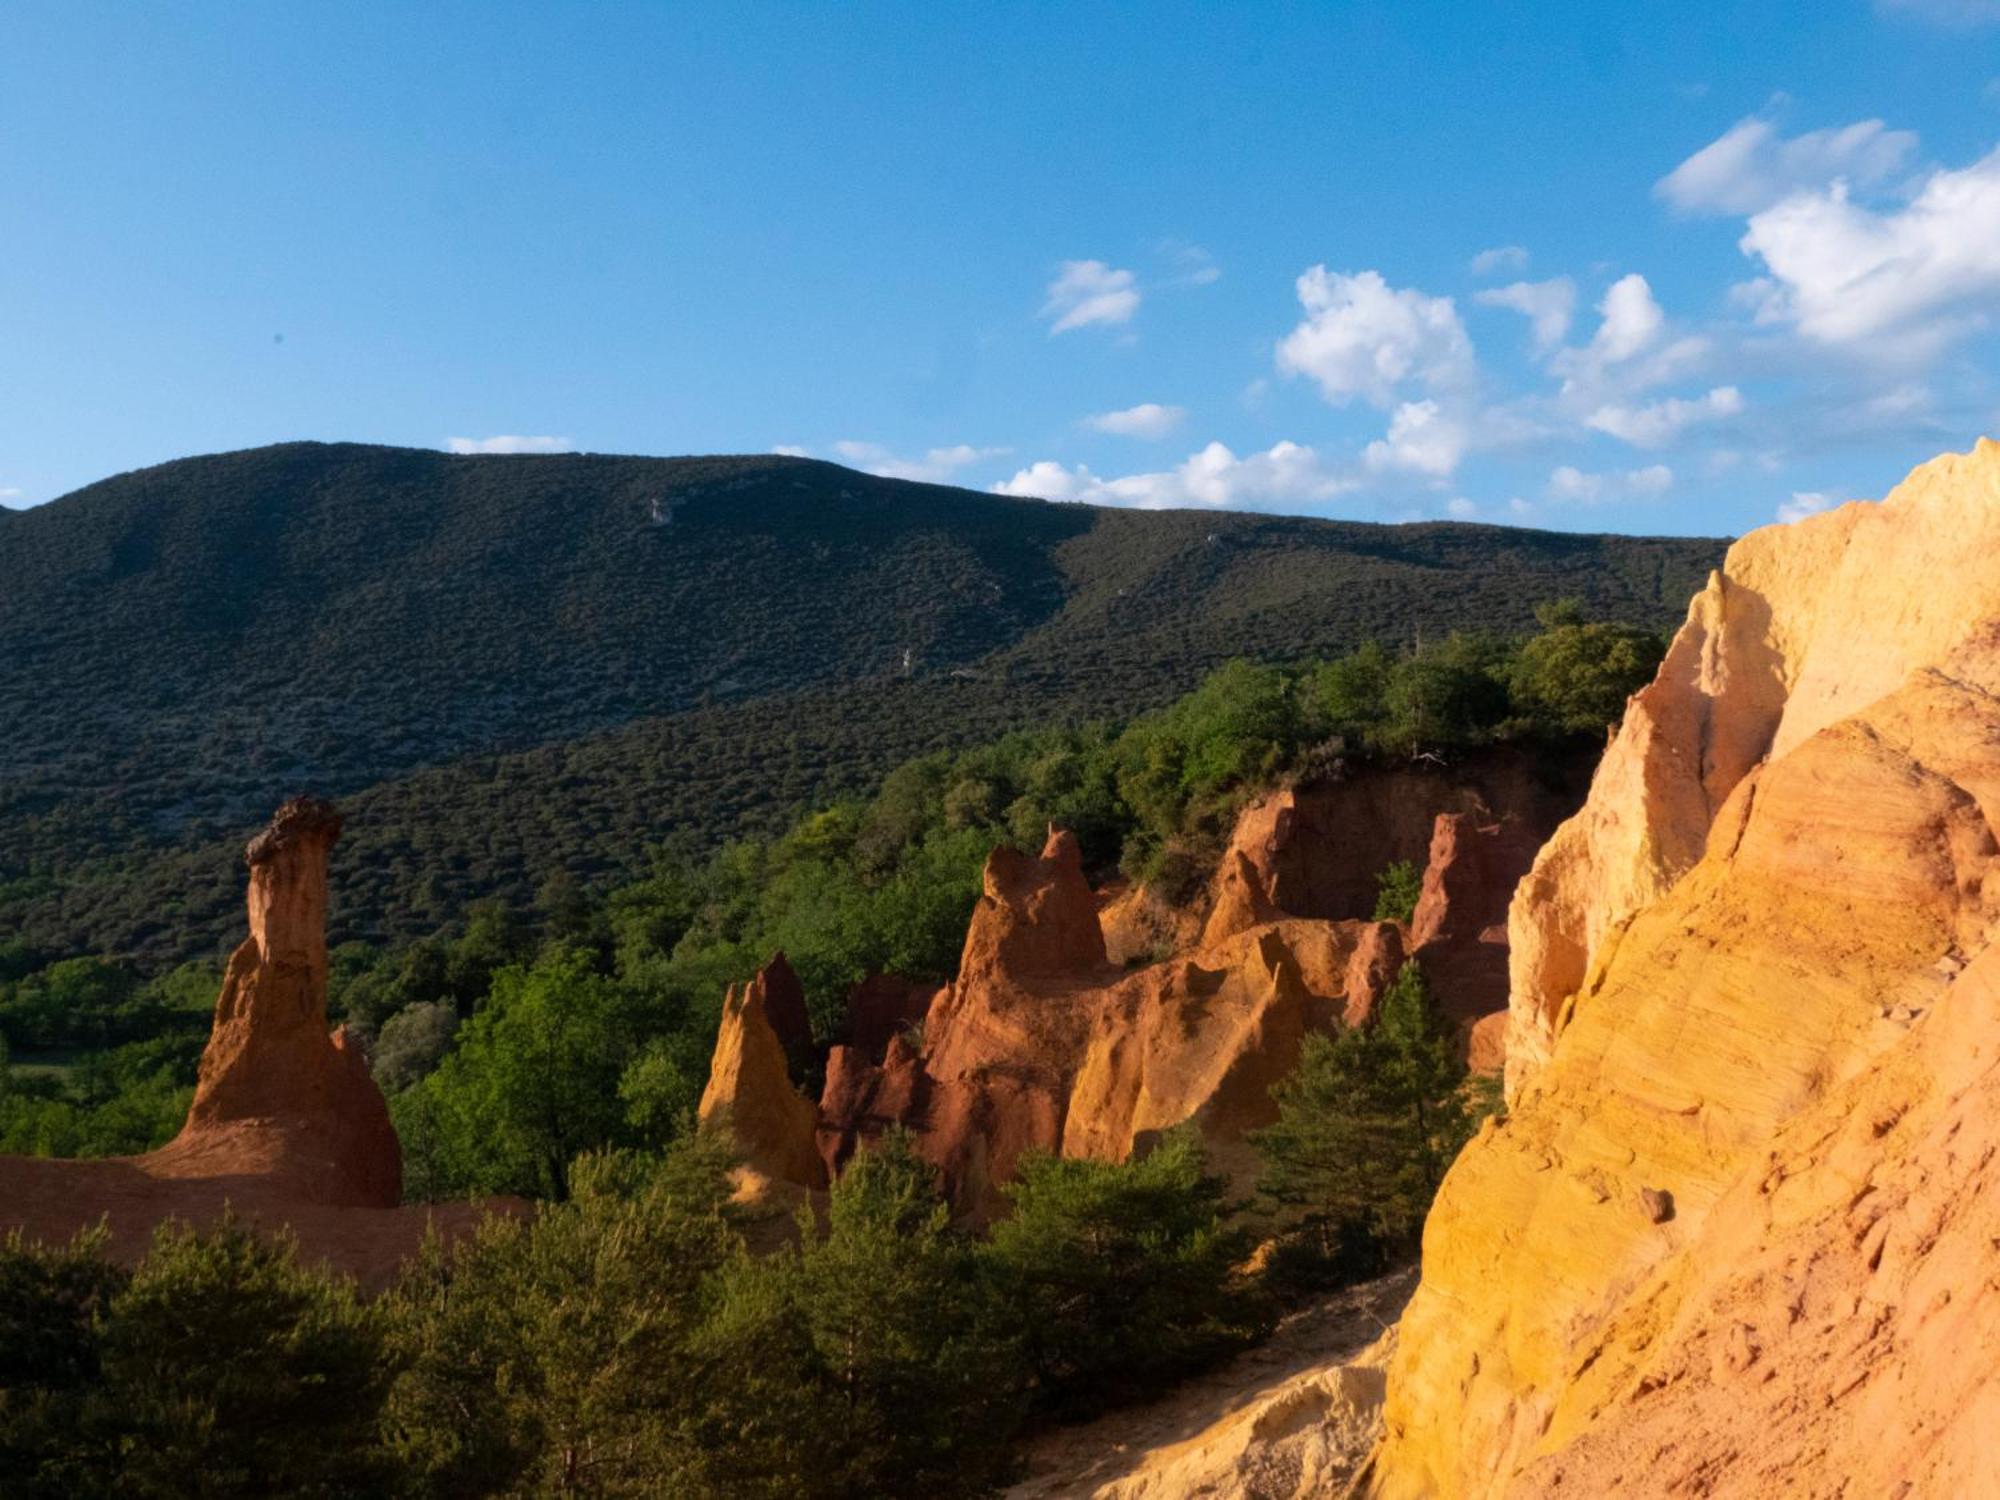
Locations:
1777;490;1845;522
1364;400;1468;477
833;440;1010;483
1587;273;1665;363
1277;267;1474;406
1474;277;1577;351
1547;463;1675;503
993;440;1351;510
1734;143;2000;351
0;486;25;509
1084;402;1186;438
1041;260;1141;333
1656;117;1918;216
1586;385;1744;446
446;435;574;455
1470;245;1530;276
770;444;812;458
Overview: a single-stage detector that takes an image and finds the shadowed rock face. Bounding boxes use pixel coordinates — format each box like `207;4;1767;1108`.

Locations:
146;797;401;1208
1371;440;2000;1499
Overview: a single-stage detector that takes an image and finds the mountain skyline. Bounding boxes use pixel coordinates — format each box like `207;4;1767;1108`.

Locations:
4;2;1999;534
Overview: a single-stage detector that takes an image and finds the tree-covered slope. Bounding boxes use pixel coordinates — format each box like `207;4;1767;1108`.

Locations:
0;442;1726;963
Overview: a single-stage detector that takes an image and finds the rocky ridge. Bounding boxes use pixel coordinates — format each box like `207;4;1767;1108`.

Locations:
700;747;1590;1217
1367;439;2000;1497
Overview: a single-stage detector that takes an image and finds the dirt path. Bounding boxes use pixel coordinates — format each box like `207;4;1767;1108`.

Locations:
1006;1267;1416;1500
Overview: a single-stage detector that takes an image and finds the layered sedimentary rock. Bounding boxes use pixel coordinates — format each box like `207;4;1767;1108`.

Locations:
1370;440;2000;1498
145;797;401;1208
698;955;828;1191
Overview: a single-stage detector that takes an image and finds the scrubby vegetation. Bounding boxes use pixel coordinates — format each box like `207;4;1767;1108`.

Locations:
0;442;1720;968
0;606;1657;1192
0;1128;1268;1498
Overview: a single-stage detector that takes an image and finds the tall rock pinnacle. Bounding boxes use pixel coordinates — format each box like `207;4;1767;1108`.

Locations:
147;797;402;1207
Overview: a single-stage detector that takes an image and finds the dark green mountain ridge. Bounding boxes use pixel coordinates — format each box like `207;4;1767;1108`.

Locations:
0;441;1726;965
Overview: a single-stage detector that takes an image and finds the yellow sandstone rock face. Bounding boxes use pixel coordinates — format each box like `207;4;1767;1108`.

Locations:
1372;439;2000;1498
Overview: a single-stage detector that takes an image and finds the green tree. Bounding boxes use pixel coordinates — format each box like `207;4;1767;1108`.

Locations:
984;1129;1269;1418
0;1218;392;1500
397;945;638;1199
1372;859;1423;923
699;1135;1022;1498
1507;616;1664;735
380;1138;741;1498
1254;962;1479;1271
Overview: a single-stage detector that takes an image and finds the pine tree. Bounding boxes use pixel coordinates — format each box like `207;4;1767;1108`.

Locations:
1253;961;1478;1270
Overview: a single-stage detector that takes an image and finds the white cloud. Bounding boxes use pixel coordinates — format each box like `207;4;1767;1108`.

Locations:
1276;267;1474;406
1084;402;1186;438
1445;496;1480;519
1777;489;1844;522
770;444;811;458
1474;277;1577;351
1041;260;1141;333
1547;463;1675;503
833;440;1010;483
1735;143;2000;351
1364;400;1468;477
1586;385;1744;446
1588;273;1665;363
1656;117;1918;216
993;440;1352;511
1470;245;1530;276
446;435;574;455
0;486;25;510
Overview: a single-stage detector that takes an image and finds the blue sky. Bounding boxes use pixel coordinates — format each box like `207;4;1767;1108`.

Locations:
4;1;1998;535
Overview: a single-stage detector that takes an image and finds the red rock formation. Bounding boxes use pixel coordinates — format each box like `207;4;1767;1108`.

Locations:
753;950;814;1064
698;955;828;1191
953;824;1108;983
841;972;937;1061
145;797;401;1208
1198;847;1285;948
1216;748;1590;926
1404;812;1546;1054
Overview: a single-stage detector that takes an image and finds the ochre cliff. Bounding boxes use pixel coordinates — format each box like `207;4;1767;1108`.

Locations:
1370;439;2000;1498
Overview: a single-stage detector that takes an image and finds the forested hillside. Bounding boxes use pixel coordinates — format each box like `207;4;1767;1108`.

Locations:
0;442;1725;964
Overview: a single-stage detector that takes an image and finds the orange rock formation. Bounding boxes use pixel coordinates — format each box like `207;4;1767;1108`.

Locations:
773;753;1581;1216
1369;440;2000;1497
146;797;401;1207
0;798;503;1288
698;954;829;1191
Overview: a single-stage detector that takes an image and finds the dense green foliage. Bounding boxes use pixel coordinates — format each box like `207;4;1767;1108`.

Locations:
2;1128;1268;1497
0;442;1720;968
987;1133;1270;1417
0;605;1655;1190
1252;962;1489;1284
0;962;212;1158
0;1219;392;1499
